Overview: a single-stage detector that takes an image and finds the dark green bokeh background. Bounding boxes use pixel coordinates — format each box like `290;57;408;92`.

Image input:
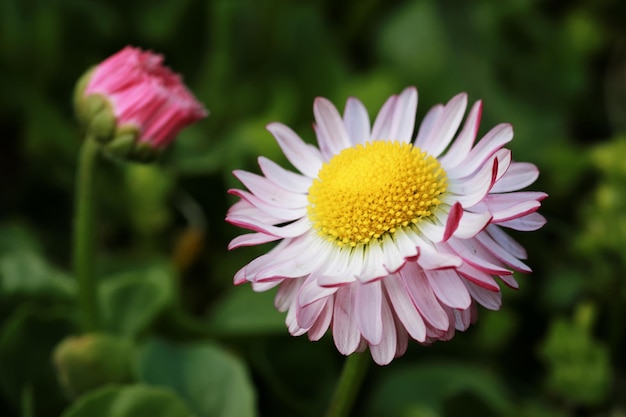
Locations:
1;0;626;416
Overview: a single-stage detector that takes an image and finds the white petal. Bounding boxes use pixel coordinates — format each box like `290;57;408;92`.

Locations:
439;100;482;169
371;94;398;140
447;155;497;208
357;240;390;283
414;104;443;148
275;279;302;312
383;274;426;341
497;212;546;231
314;97;352;157
416;93;467;157
453;307;472;331
453;210;492;239
332;285;361;355
457;263;500;292
381;233;409;273
226;215;310;239
258;156;312;193
426;269;472;309
445;238;512;276
372;87;417;143
486;224;527;259
229;189;307;220
267;122;323;178
491;162;540;193
356;280;383;345
233;170;309;209
298;271;339;307
343;97;371;145
297;297;328;330
447;123;513;178
228;232;282;250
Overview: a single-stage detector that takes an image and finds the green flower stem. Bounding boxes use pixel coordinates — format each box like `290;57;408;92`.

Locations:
324;353;370;417
73;136;101;332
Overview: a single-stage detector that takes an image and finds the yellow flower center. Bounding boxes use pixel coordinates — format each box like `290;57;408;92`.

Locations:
307;140;447;247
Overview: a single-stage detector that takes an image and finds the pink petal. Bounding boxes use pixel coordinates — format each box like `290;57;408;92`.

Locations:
442;202;463;241
369;297;397;365
332;285;361;355
457;263;500;292
491;162;540;193
447;155;498;208
383;274;426;342
233;170;309;209
447;123;513;178
464;280;502;310
228;189;307;220
297;297;328;330
476;230;531;272
416;93;468;157
343;97;371;145
228;232;282;250
400;262;449;330
266;122;323;178
394;319;409;359
381;234;409;274
356;280;383;344
439;100;482;169
371;87;417;143
426;269;472;309
445;238;512;275
275;279;301;312
408;234;462;270
258;156;312;193
453;307;472;331
227;199;284;225
486;224;527;259
497;212;547;231
298;272;338;307
308;297;334;341
498;274;519;289
453;210;492;239
226;215;310;239
314;97;352;157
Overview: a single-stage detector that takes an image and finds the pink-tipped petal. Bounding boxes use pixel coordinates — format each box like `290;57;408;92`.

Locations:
258;156;312;193
491;162;540;193
314;97;352;156
439;100;482;169
416;93;468;157
453;210;492;239
228;232;282;250
384;274;427;342
464;280;502;310
233;170;309;209
369;298;397;365
426;269;472;310
497;212;547;231
308;297;334;341
400;263;449;331
333;286;361;355
266;122;323;178
486;224;527;259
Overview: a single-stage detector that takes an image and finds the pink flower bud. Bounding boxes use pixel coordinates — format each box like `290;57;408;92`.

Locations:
76;46;207;161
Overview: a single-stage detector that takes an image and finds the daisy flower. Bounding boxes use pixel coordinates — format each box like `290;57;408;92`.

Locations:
227;87;546;365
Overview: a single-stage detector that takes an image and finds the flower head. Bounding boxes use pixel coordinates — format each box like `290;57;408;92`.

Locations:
74;46;207;161
227;87;546;365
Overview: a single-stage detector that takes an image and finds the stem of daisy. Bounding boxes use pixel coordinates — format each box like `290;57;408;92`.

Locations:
324;352;370;417
73;135;101;332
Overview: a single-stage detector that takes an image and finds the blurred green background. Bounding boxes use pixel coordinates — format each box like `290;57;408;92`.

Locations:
1;0;626;416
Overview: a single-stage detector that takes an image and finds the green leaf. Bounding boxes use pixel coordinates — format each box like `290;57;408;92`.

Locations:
138;338;257;417
205;285;285;336
367;362;512;417
0;223;41;254
61;385;193;417
0;303;74;416
98;265;175;337
0;249;76;301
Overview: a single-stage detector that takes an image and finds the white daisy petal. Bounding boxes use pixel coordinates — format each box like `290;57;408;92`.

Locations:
229;189;307;220
308;297;334;341
416;93;468;157
258;156;312;193
371;94;398;140
233;170;309;209
228;232;282;250
464;280;502;310
267;122;323;178
314;97;352;156
439;100;482;169
497;212;547;231
343;97;371;145
476;232;531;273
448;154;498;208
491;162;540;193
457;263;500;292
452;210;492;239
226;215;310;239
486;224;527;259
275;279;302;312
387;87;418;143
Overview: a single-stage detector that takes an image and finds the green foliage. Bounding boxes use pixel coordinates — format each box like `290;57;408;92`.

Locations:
539;303;612;406
138;338;257;417
61;385;193;417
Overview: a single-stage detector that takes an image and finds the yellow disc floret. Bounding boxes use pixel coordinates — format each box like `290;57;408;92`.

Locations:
307;140;447;247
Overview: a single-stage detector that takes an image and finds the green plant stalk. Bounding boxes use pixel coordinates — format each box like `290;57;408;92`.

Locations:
73;136;101;332
324;353;370;417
